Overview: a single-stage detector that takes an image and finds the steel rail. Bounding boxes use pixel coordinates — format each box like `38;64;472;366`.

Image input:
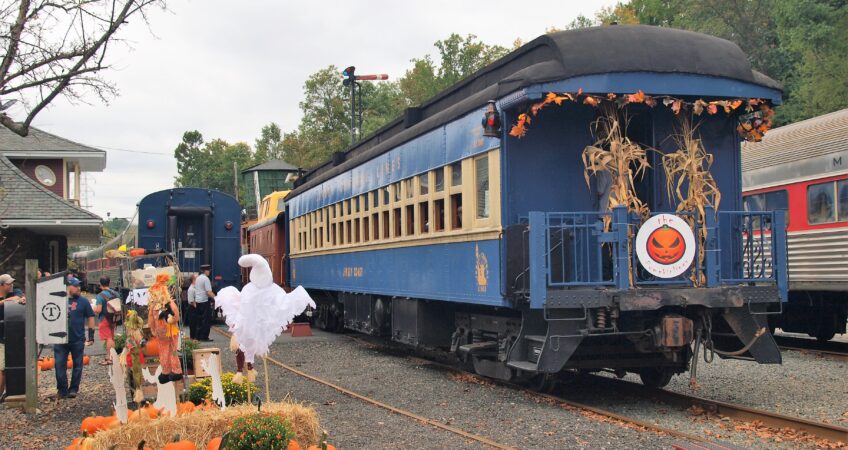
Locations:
779;345;848;362
586;376;848;445
211;327;516;450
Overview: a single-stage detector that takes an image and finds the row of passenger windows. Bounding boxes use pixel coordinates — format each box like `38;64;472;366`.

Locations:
743;179;848;226
291;152;493;253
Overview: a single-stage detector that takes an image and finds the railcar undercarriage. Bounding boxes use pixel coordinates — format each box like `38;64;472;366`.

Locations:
311;288;781;388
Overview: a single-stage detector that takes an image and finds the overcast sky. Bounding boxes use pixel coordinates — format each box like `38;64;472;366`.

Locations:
28;0;616;219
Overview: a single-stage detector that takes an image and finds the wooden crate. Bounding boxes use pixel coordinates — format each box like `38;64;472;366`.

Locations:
192;348;221;378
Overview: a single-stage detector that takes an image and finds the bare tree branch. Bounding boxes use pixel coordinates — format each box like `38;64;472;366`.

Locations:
0;0;164;136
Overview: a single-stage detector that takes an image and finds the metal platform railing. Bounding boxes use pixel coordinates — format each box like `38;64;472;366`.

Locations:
525;206;788;309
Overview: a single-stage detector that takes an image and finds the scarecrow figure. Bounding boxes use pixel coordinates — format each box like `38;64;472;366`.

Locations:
147;273;183;384
123;309;146;403
216;254;315;385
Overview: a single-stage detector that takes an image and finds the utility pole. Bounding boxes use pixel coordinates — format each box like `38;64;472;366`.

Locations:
343;66;389;145
233;161;239;202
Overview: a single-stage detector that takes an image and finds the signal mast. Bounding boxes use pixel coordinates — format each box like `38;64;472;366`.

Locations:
342;66;389;145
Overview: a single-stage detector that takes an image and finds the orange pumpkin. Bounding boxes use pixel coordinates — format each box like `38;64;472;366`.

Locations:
177;401;196;415
41;357;55;370
143;338;159;357
286;440;302;450
80;416;100;435
306;444;336;450
206;437;222;450
646;225;686;265
83;355;91;366
163;435;197;450
101;415;119;430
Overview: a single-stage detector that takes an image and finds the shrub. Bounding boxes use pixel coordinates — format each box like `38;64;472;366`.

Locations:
187;372;258;406
225;413;295;450
180;339;200;369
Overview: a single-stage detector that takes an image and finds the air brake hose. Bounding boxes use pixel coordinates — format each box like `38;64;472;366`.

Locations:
710;327;767;357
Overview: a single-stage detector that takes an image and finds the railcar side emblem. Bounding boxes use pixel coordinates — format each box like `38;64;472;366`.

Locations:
635;214;696;279
475;244;489;292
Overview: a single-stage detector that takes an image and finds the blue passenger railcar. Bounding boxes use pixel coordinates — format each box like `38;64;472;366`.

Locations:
285;25;788;387
137;188;241;290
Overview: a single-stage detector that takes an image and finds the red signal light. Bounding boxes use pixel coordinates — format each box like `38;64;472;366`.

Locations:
225;221;234;231
146;219;155;229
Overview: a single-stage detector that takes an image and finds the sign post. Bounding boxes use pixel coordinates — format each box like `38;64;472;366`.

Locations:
24;259;38;414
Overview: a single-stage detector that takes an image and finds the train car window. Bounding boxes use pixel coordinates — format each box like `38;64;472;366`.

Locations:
808;182;835;224
331;223;337;246
372;213;380;240
451;194;463;229
382;211;390;239
476;155;490;219
383;186;390;206
363;217;370;242
419;202;429;233
345;199;351;216
406;204;414;235
277;198;286;212
405;178;414;199
838;180;848;221
363;194;369;212
434;199;445;231
354;218;360;243
346;220;352;244
394;208;402;237
450;161;462;187
372;191;378;208
353;197;359;213
394;182;401;202
419;174;429;195
435;168;445;192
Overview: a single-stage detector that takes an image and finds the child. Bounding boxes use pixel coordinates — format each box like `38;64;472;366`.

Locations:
147;273;182;384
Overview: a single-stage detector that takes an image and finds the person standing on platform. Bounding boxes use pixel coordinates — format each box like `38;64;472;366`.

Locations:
53;277;94;399
186;274;197;340
0;274;25;402
93;277;119;365
194;265;215;342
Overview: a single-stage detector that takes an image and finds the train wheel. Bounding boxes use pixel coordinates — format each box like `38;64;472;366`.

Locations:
638;367;674;388
532;373;557;393
814;330;835;342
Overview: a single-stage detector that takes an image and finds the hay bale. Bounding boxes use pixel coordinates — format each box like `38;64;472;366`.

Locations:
90;401;320;449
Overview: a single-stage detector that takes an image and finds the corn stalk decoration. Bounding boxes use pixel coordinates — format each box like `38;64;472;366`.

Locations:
582;103;651;226
662;115;721;285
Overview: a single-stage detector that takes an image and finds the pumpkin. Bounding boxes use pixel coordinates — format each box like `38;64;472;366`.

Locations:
80;416;100;435
41;357;55;370
286;440;302;450
177;401;196;415
83;355;91;366
163;435;197;450
646;225;686;265
136;440;153;450
101;415;119;430
306;444;336;450
206;437;222;450
143;338;159;357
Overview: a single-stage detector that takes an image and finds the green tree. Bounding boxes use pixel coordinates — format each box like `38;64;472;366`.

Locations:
254;123;286;163
174;131;254;197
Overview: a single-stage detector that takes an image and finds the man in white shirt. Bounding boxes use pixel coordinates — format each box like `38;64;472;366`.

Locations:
186;274;197;340
194;265;215;341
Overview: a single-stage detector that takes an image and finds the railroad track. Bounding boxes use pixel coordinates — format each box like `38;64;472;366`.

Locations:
350;334;848;448
577;375;848;445
776;335;848;362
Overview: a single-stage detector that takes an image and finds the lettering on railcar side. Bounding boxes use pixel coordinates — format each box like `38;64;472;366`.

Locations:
475;244;489;293
342;266;364;278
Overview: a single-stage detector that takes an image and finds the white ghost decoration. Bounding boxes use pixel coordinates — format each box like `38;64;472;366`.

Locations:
108;348;129;423
216;254;316;364
142;366;177;417
200;353;226;409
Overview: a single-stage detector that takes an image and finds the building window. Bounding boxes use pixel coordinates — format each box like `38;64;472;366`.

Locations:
451;193;462;229
419;174;429;195
435;168;444;192
475;155;490;219
808;182;835;224
450;161;462;186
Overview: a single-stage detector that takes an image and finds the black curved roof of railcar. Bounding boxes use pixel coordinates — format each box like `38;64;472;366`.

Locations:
288;25;781;199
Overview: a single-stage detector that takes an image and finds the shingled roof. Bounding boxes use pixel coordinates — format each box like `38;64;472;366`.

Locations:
0;126;106;171
0;155;101;244
243;159;299;172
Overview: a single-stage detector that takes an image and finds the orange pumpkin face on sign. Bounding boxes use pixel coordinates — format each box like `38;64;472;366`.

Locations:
646;225;686;265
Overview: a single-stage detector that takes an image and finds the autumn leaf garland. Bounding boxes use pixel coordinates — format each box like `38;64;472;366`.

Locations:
509;90;775;142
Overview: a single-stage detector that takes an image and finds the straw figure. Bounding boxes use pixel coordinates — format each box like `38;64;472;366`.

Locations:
216;254;316;397
124;309;145;403
147;273;182;384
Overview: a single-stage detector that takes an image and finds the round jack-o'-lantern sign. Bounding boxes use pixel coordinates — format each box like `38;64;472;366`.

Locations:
635;214;696;278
